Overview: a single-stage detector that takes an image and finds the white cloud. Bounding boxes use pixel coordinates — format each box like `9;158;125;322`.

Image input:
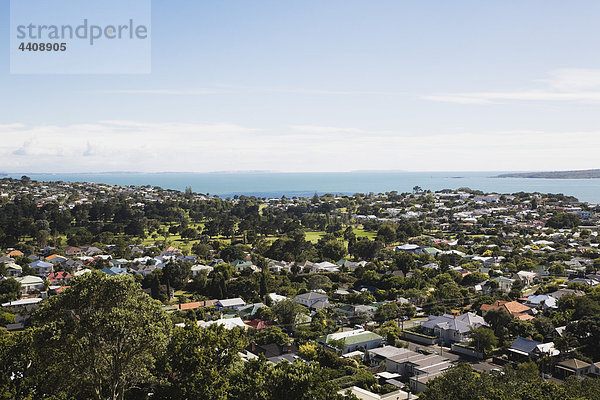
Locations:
290;125;363;134
96;89;227;95
422;68;600;105
0;121;597;173
544;68;600;91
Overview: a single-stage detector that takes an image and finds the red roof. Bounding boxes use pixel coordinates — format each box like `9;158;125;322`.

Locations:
175;302;203;310
47;271;72;281
244;319;273;330
480;300;532;319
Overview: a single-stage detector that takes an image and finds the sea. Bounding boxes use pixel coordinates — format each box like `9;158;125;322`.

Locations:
6;171;600;203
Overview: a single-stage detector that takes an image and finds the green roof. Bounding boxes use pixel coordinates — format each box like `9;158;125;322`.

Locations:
322;331;383;346
343;332;383;345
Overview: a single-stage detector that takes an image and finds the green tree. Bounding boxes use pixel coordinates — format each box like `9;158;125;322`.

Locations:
0;278;21;303
319;239;347;261
254;326;290;346
272;299;308;330
374;302;398;323
419;363;483;400
157;324;246;400
162;260;192;290
469;327;498;355
31;271;171;400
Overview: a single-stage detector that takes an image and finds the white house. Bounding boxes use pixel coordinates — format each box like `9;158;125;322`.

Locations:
4;263;22;277
29;260;53;276
198;317;248;330
14;275;45;293
319;329;384;354
215;298;246;311
295;292;330;310
191;264;213;276
420;312;487;345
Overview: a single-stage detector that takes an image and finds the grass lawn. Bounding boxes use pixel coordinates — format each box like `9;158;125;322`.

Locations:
305;231;326;243
352;227;377;240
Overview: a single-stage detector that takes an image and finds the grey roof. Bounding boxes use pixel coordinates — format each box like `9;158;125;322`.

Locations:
295;292;328;301
368;345;413;359
421;312;486;334
217;298;246;307
509;337;542;355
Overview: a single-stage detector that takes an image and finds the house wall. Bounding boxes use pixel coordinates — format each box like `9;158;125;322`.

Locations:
22;283;45;293
385;359;410;376
402;331;437;345
345;338;383;354
451;343;485;359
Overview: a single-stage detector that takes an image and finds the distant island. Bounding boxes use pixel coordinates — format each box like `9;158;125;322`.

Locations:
496;169;600;179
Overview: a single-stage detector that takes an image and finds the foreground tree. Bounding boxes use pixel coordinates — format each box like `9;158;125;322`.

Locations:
155;324;247;400
32;271;172;400
468;326;498;355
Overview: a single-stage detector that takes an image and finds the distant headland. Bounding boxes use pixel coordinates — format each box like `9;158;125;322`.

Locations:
495;169;600;179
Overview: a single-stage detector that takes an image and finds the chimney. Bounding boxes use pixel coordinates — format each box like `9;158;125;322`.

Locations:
251;341;256;353
287;343;292;353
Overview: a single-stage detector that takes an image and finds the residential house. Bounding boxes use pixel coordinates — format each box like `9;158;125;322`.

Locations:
367;346;452;394
268;293;288;303
295;292;330;310
420;312;487;345
14;275;45;293
516;271;538;286
567;277;599;287
336;259;367;272
334;304;377;319
129;264;156;277
547;288;585;300
47;271;72;284
555;359;592;379
2;297;43;311
487;276;514;293
319;329;384;354
101;267;128;276
4;263;22;277
198;316;248;330
525;294;557;310
191;264;213;276
6;250;24;257
238;303;266;319
215;297;246;311
268;260;292;274
311;261;339;273
83;246;103;256
63;247;83;257
232;260;259;273
394;244;421;254
337;386;412;400
29;260;53;276
45;254;68;265
247;342;299;364
480;300;534;320
508;337;559;361
0;256;14;264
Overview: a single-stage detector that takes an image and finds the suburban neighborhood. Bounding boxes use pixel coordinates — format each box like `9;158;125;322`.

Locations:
0;177;599;398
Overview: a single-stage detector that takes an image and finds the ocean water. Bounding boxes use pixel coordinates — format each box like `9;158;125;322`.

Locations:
7;171;600;203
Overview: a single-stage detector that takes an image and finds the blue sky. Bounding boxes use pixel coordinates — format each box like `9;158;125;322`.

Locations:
1;0;600;172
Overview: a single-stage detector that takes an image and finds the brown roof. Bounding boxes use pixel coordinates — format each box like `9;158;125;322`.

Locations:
175;302;203;310
504;301;531;314
481;300;531;318
558;359;591;370
176;299;218;310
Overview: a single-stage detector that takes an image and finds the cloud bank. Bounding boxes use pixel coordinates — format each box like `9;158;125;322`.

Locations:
0;121;598;173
